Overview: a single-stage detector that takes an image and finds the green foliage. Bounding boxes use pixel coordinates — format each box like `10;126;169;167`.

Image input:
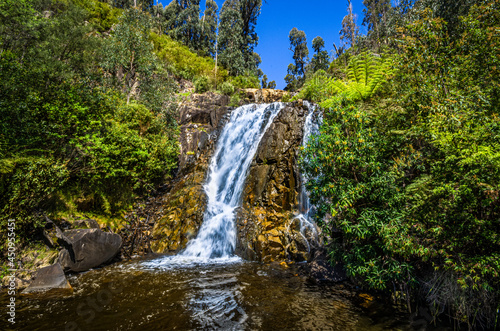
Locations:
229;93;241;107
100;8;157;103
294;52;394;103
0;0;179;249
302;1;500;327
169;0;202;51
301;97;414;292
393;3;500;290
311;36;330;73
230;75;260;89
219;81;235;95
327;52;395;101
285;27;308;91
200;0;218;57
281;93;291;103
219;2;246;76
151;32;228;84
194;75;210;93
340;0;360;49
293;70;332;103
1;157;69;239
239;0;262;74
261;74;268;88
362;0;391;49
73;0;120;32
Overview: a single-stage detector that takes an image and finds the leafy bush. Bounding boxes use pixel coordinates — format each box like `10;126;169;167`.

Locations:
281;93;291;103
229;94;241;107
219;81;235;95
293;69;332;103
194;75;210;93
74;0;120;33
295;53;395;104
230;75;260;89
0;157;69;245
0;2;179;250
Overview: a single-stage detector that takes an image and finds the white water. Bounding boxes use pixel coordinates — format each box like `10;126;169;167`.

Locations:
146;103;283;268
294;101;322;251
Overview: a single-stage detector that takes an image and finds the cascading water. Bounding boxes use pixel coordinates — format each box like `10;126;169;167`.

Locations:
294;101;322;252
142;102;283;329
148;103;283;266
181;102;283;259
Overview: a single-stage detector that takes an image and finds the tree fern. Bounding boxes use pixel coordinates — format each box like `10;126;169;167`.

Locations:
326;52;395;102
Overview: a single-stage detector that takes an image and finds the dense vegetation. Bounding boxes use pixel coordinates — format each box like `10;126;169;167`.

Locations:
0;0;180;243
295;0;499;328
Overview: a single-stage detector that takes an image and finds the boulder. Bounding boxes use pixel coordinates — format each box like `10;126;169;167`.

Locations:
22;263;73;294
58;228;122;272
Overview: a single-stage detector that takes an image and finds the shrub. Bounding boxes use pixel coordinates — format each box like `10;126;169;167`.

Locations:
194;76;210;93
281;93;291;103
229;94;241;107
230;75;260;89
219;81;235;95
0;157;69;247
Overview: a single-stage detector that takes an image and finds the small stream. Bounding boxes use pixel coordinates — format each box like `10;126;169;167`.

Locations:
9;256;415;331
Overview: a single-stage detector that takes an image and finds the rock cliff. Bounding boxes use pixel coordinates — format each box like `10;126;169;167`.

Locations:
235;101;320;262
150;92;320;261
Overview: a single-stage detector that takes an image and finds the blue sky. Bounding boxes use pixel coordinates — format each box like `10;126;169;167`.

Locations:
160;0;367;89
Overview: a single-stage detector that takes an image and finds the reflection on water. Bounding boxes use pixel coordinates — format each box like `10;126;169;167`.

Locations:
6;256;414;331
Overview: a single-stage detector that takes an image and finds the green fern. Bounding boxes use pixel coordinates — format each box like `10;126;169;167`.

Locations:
326;52;395;102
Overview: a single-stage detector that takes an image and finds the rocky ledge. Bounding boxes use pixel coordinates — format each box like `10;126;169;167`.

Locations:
149;93;322;262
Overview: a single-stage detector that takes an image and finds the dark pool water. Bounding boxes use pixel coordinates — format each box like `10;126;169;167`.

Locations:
3;256;417;331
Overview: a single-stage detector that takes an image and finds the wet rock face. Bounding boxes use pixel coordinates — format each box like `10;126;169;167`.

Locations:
236;101;316;263
177;92;230;174
150;92;230;253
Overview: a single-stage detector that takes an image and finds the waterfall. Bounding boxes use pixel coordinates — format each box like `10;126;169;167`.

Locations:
179;102;283;260
294;101;322;252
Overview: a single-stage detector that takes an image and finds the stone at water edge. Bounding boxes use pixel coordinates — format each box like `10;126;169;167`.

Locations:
22;263;73;294
58;228;122;272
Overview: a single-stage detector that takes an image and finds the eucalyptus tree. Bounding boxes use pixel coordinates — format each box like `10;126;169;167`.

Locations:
173;0;202;51
239;0;262;73
284;27;308;91
340;0;359;49
163;0;180;32
218;0;245;76
200;0;218;58
362;0;391;48
311;36;330;73
100;9;157;103
112;0;154;9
